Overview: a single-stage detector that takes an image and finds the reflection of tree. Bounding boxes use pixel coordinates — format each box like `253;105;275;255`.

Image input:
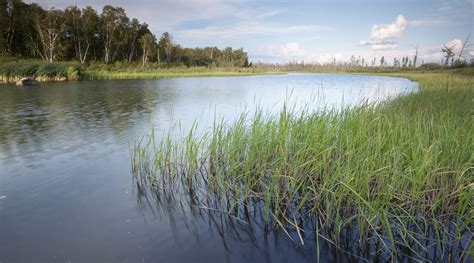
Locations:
0;80;176;161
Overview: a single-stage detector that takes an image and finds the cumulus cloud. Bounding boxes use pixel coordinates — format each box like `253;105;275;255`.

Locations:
359;15;408;50
256;42;304;58
253;43;347;63
372;44;398;50
278;42;300;57
409;19;450;27
444;39;463;50
177;23;332;38
442;38;473;61
315;53;345;63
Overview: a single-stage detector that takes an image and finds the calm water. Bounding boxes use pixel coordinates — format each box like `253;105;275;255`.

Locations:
0;74;417;262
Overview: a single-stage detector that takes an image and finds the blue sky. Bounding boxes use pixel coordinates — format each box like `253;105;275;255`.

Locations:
27;0;474;63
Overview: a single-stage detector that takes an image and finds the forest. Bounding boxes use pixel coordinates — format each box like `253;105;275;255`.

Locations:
0;0;250;67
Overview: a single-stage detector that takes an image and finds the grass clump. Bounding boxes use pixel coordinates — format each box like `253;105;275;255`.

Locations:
133;72;472;260
81;66;280;80
0;62;82;83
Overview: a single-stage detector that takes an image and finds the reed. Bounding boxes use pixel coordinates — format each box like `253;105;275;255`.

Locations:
0;62;82;83
81;66;280;80
134;71;472;260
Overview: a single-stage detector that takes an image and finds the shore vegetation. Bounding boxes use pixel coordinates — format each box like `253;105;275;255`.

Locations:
132;70;473;261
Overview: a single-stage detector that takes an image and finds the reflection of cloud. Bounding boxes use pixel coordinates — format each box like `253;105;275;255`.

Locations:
359;15;407;50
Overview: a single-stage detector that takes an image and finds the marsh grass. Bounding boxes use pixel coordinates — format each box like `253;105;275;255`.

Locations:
132;72;473;260
81;66;280;80
0;62;279;83
0;62;82;83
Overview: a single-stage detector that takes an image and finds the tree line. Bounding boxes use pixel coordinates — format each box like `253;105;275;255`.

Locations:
256;41;473;72
0;0;250;67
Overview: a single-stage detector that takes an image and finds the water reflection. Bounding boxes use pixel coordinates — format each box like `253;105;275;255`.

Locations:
133;180;340;262
133;171;470;263
0;74;420;262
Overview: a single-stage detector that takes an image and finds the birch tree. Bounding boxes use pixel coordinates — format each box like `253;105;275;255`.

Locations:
35;8;64;62
139;33;156;66
101;5;128;64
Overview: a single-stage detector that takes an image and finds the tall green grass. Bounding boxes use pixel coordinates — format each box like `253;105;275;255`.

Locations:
81;66;280;80
0;62;82;83
132;72;473;260
0;61;279;82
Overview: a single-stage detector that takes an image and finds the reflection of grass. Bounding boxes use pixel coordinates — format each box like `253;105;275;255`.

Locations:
132;72;473;261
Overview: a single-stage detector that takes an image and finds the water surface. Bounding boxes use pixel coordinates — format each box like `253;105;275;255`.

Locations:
0;73;417;262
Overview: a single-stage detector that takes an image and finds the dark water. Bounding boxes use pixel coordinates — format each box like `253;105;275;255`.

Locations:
0;74;417;262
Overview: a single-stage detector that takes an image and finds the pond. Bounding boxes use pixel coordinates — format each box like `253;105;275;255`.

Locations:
0;73;418;262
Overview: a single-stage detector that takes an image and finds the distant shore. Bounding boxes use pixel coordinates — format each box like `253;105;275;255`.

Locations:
0;61;285;84
1;60;472;84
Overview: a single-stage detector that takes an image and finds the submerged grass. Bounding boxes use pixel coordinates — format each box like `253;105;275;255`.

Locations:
132;72;473;260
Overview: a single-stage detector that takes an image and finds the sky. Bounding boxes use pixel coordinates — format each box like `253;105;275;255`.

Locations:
25;0;474;64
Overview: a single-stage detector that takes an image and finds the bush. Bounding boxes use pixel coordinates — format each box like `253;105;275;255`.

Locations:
419;63;443;70
451;60;468;68
0;62;83;81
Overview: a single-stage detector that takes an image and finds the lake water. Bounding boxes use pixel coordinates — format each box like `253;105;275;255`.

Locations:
0;73;418;262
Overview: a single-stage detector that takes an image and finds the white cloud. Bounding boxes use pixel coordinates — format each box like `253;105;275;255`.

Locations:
25;0;238;32
256;42;304;58
359;15;408;50
444;39;463;50
253;43;347;63
409;19;450;27
253;39;469;65
256;10;282;19
27;0;332;45
314;53;345;63
370;15;407;39
372;44;398;50
359;39;396;46
177;23;332;38
279;42;300;57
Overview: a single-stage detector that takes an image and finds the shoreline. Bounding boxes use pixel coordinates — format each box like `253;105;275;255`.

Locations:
1;60;471;85
0;62;285;84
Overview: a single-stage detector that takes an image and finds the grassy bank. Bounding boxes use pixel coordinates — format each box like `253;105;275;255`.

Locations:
0;61;279;83
81;66;279;80
132;71;473;260
0;62;82;83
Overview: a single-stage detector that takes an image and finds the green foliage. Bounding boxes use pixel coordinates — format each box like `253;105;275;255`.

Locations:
419;63;443;70
132;72;473;259
0;0;250;67
0;61;82;81
81;66;277;80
